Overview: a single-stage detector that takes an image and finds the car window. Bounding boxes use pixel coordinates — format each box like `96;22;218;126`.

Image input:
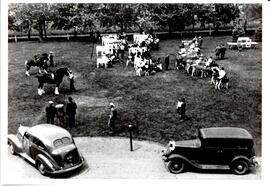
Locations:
32;137;46;149
53;137;71;147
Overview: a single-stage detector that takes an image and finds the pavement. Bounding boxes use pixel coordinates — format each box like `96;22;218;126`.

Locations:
5;137;261;180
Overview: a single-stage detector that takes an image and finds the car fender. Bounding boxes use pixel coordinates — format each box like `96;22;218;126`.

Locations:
7;134;24;154
167;154;198;169
35;154;55;172
231;156;251;167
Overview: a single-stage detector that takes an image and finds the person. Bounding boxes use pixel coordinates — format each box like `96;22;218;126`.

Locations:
108;102;117;133
55;103;65;126
95;30;100;43
220;44;226;59
176;98;186;120
216;67;228;89
46;101;57;124
48;51;54;67
164;55;170;70
120;44;125;62
218;67;226;80
66;97;77;127
69;70;77;92
215;45;221;59
205;56;213;67
89;29;94;42
198;36;203;48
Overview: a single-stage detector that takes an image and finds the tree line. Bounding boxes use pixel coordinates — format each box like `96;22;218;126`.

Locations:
8;3;262;40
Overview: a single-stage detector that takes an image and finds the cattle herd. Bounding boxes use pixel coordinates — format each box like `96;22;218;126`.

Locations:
24;32;231;96
96;33;229;90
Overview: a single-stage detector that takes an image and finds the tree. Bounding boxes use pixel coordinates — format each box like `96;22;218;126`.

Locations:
151;4;186;34
50;4;98;36
205;4;240;33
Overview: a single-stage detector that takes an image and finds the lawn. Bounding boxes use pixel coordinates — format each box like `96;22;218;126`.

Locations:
8;35;262;155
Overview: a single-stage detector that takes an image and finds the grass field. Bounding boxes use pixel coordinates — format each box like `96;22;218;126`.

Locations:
8;36;262;155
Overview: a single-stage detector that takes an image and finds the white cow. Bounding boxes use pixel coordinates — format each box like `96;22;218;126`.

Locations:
96;45;113;57
97;55;111;69
128;47;147;56
133;34;149;45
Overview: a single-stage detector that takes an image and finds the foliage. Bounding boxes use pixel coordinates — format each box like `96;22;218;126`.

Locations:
8;3;262;37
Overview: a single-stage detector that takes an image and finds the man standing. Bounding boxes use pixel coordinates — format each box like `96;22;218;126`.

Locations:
164;55;170;70
46;101;56;124
176;98;186;120
55;103;65;126
69;70;77;92
215;45;221;59
66;97;77;127
108;103;117;134
220;44;226;59
49;51;54;67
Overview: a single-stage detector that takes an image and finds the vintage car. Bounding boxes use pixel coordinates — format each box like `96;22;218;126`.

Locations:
8;124;84;176
162;127;258;175
227;37;258;50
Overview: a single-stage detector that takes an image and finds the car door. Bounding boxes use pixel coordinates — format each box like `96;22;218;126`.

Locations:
30;137;47;160
200;139;226;164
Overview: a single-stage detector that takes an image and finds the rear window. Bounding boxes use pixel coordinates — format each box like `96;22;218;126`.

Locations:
53;137;71;147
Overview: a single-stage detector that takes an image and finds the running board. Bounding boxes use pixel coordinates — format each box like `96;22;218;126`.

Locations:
195;164;230;170
19;153;35;165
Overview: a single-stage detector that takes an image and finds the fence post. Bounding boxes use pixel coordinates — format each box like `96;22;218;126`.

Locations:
14;35;17;43
67;33;70;41
129;124;133;151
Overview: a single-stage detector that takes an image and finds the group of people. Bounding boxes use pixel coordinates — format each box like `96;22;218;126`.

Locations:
45;97;77;127
96;34;128;67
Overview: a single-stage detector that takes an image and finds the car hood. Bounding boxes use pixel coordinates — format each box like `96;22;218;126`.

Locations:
175;139;201;148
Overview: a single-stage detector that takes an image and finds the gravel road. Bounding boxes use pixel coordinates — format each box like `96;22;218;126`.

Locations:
4;137;261;180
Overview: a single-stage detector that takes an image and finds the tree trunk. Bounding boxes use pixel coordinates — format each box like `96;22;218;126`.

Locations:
27;20;31;39
192;22;195;37
74;27;78;38
168;24;172;35
134;22;143;33
120;22;124;33
38;22;43;41
43;21;47;38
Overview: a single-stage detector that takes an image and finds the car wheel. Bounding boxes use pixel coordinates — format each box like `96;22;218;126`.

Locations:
8;141;15;155
36;160;46;175
168;159;185;174
231;160;249;175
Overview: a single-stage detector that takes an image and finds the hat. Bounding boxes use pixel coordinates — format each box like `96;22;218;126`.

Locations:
49;51;53;54
110;102;115;107
49;101;53;104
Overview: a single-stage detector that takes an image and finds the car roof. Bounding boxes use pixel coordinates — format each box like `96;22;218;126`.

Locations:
27;124;72;146
199;127;253;140
238;37;250;40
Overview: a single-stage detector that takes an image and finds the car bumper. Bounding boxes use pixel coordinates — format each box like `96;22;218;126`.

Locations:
161;150;170;162
48;159;84;175
250;157;259;168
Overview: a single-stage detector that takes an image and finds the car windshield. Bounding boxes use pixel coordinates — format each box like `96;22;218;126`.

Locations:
53;137;71;147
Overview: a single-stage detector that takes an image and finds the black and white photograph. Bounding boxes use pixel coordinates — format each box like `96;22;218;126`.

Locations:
0;0;267;184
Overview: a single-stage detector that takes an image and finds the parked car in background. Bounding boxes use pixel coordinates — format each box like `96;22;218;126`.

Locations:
8;124;84;176
162;127;258;175
227;37;258;50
